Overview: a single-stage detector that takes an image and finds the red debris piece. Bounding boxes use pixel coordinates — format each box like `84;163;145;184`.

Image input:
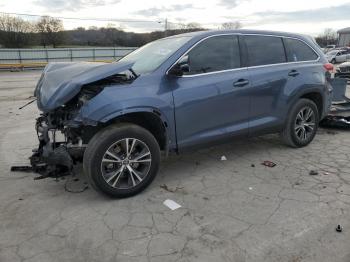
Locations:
261;160;276;168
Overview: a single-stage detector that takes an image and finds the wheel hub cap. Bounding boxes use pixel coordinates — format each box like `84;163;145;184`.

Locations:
294;106;316;141
100;138;152;189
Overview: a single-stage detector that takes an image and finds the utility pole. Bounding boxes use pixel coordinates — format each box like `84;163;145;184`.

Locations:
164;18;168;37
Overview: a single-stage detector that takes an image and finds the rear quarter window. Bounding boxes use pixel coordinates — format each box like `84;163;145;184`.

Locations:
245;35;286;66
284;38;319;62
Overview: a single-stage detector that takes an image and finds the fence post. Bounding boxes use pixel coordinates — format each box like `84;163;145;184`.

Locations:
45;48;49;62
17;49;22;64
113;48;116;60
70;49;73;61
93;48;95;61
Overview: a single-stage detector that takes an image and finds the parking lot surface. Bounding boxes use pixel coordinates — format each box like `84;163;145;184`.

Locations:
0;70;350;262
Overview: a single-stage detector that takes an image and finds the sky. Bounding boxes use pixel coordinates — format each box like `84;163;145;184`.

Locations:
1;0;350;35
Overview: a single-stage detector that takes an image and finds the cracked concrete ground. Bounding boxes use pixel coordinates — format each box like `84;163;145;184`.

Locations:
1;70;350;262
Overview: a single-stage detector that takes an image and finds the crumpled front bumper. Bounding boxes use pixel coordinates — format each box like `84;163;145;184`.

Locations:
29;116;74;178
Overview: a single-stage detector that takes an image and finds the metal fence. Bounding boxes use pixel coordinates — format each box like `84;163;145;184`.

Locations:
0;47;137;65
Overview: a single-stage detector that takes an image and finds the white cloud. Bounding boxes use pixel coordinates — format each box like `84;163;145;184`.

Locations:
1;0;349;34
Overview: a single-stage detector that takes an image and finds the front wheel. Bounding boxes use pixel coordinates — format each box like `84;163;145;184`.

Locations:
83;123;160;198
281;98;319;148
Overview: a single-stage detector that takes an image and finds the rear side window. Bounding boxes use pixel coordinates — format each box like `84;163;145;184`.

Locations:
245;35;286;66
186;35;240;75
284;38;319;62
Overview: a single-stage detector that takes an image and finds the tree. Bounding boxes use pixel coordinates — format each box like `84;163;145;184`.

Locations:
36;16;65;48
0;14;34;47
185;22;202;29
316;28;337;47
221;21;242;30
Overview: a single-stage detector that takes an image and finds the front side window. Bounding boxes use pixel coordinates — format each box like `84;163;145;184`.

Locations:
245;35;286;66
284;38;319;62
185;35;241;75
119;36;190;75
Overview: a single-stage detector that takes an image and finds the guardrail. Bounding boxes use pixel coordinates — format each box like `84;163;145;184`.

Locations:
0;47;137;70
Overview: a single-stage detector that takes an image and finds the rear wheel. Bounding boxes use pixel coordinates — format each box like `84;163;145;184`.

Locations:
281;98;319;148
83;123;160;198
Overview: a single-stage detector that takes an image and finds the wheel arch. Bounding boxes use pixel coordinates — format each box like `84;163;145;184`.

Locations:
98;108;170;152
283;88;324;128
299;91;323;117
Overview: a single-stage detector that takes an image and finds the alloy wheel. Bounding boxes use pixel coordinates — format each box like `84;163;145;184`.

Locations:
294;106;316;141
100;138;152;189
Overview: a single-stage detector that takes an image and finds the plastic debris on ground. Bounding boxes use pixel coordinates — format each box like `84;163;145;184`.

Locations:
309;170;318;176
336;225;343;232
163;199;182;210
261;160;276;168
221;155;227;161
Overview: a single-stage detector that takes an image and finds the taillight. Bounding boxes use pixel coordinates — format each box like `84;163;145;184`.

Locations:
323;63;334;72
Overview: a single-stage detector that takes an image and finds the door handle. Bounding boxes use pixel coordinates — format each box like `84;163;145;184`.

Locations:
233;79;249;87
288;70;299;77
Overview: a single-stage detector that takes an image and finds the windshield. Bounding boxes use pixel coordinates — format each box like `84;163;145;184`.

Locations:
119;36;191;75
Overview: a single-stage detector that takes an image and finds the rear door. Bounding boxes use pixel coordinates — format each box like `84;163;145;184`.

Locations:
172;35;251;150
244;35;320;135
243;34;292;134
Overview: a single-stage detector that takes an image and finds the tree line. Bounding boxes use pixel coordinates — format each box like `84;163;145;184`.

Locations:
0;14;339;48
0;14;244;48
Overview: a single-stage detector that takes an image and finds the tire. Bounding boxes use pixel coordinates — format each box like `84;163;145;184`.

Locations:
331;58;336;64
281;98;319;148
83;123;160;198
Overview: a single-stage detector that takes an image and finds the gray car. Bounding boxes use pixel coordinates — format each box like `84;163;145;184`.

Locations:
326;49;350;63
31;30;333;197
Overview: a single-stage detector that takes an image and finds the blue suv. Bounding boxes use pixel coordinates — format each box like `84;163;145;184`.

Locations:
32;30;333;197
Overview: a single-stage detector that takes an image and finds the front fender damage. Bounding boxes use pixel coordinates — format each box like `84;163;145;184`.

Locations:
12;62;139;179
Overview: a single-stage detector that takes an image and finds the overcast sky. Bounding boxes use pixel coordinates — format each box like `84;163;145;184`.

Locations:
1;0;350;35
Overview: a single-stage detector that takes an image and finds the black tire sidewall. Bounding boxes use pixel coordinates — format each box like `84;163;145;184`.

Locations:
289;99;319;147
84;124;160;198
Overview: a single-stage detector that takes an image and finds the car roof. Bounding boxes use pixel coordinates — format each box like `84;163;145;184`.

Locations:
165;29;312;41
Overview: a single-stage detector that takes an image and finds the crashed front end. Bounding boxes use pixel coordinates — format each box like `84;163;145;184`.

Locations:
26;61;136;179
30;99;85;178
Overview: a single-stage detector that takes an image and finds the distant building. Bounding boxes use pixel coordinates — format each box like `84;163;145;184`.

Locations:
338;27;350;47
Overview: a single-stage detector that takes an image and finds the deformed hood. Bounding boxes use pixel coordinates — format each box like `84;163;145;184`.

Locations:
35;61;134;112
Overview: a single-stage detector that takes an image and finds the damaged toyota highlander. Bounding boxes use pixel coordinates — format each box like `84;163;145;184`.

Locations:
27;30;333;197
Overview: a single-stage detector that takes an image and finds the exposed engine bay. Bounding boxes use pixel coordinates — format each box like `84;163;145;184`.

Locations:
11;62;137;179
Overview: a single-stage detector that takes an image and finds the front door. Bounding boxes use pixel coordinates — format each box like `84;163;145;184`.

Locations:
171;35;251;150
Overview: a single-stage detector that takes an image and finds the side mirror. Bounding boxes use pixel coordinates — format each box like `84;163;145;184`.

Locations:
168;55;190;77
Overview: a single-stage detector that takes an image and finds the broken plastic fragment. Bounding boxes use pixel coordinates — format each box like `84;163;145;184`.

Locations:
309;170;318;176
261;160;276;168
221;156;227;161
163;199;181;210
336;225;343;232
